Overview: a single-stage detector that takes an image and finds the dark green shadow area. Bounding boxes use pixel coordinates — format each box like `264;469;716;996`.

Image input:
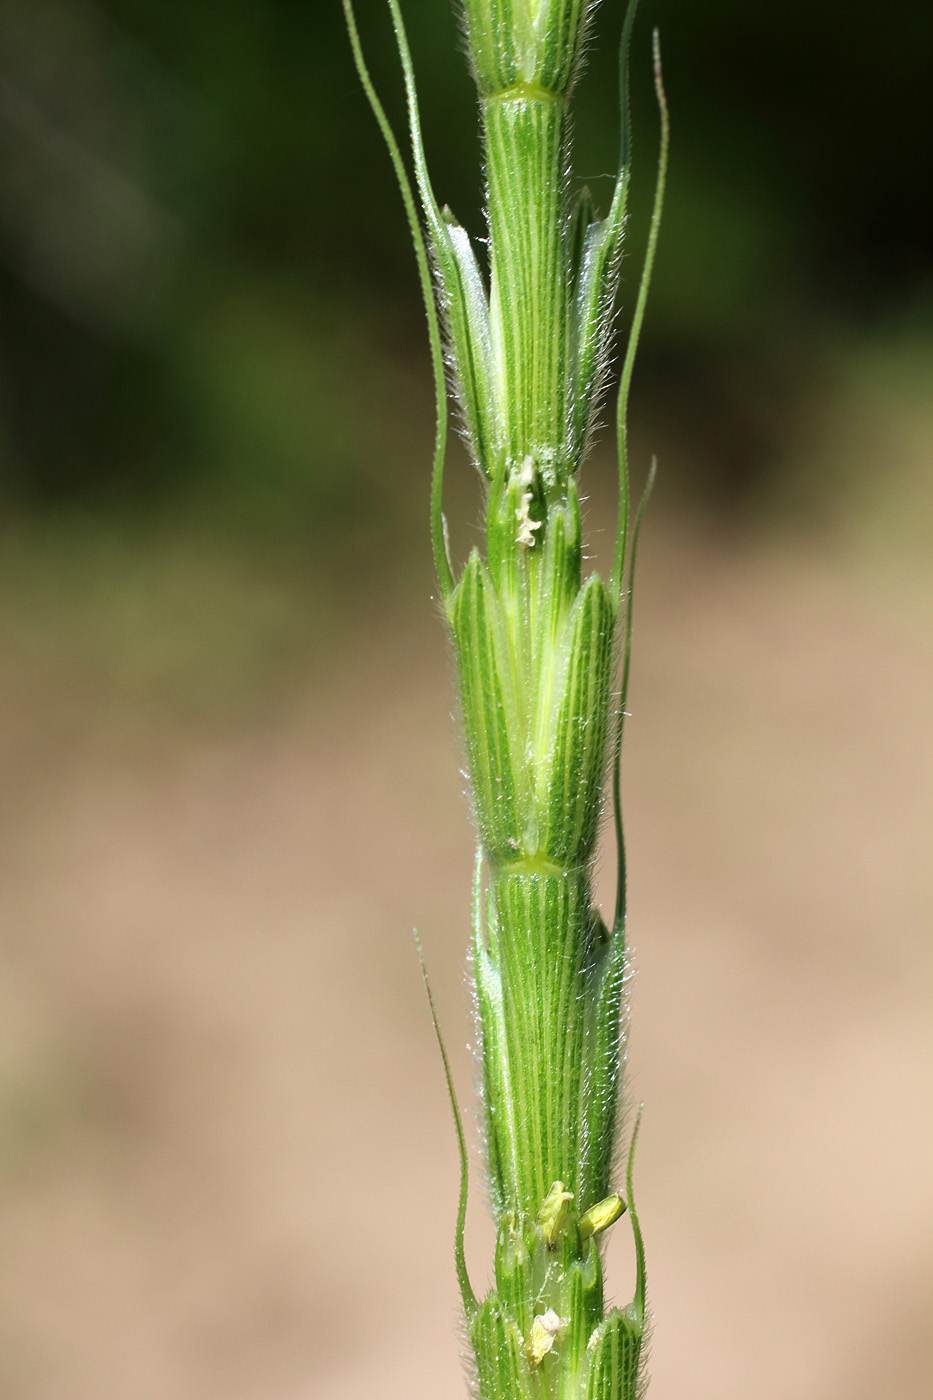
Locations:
0;0;929;717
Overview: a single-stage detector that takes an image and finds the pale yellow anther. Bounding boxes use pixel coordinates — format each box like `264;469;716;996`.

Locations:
529;1308;563;1366
578;1192;626;1241
536;1179;574;1248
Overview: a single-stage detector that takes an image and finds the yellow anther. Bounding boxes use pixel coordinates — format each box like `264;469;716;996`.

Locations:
536;1179;574;1248
578;1192;627;1241
529;1309;563;1366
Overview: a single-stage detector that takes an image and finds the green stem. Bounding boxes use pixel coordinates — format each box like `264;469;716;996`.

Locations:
484;89;569;483
346;2;666;1395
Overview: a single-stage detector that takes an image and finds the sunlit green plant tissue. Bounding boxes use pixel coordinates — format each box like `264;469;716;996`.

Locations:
344;1;667;1394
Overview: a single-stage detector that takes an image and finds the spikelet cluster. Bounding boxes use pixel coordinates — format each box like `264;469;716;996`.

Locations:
344;2;667;1394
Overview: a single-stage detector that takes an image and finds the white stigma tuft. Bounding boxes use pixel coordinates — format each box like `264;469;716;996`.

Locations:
516;454;542;547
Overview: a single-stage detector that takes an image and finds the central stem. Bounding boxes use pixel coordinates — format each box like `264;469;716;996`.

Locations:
481;865;604;1212
346;0;666;1392
483;89;570;483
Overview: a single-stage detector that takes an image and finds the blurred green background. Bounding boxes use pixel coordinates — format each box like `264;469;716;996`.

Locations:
0;4;931;1400
0;0;929;711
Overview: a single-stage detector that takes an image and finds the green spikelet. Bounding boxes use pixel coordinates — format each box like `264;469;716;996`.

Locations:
585;1309;645;1400
344;0;668;1394
472;1295;535;1400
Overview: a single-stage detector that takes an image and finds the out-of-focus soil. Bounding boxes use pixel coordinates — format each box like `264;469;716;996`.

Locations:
0;518;930;1400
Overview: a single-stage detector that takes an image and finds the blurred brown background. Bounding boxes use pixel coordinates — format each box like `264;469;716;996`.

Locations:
0;1;931;1397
